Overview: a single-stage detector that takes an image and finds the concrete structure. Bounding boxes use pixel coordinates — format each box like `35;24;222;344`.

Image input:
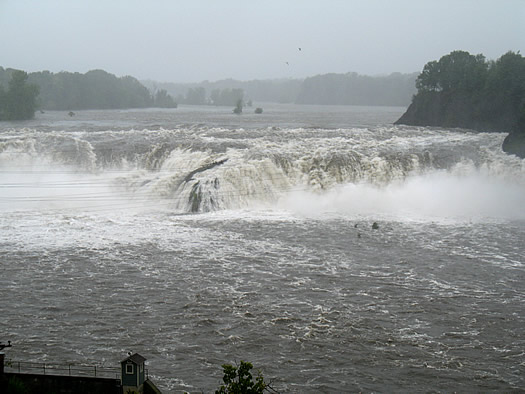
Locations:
1;351;161;393
1;372;122;393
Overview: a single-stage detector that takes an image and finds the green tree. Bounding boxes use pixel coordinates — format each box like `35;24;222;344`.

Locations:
485;51;525;99
0;85;5;117
215;361;276;394
415;51;488;94
233;98;243;114
210;88;245;106
0;70;39;120
416;60;440;92
25;69;154;110
185;87;207;105
153;89;177;108
483;51;525;130
28;70;56;109
397;50;525;137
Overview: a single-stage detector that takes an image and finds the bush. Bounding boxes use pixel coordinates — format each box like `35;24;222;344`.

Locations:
215;360;277;394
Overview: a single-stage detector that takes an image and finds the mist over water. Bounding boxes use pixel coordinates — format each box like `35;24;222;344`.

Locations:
1;105;525;392
281;170;525;222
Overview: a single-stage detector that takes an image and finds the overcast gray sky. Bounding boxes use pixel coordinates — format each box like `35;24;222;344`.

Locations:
1;0;524;83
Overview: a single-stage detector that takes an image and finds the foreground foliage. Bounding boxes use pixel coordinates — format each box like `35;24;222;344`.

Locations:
215;361;277;394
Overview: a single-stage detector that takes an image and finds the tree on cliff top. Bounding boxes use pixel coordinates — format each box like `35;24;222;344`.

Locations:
398;50;525;135
416;50;488;93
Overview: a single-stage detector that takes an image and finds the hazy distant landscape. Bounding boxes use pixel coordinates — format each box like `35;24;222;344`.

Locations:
142;71;417;106
0;66;417;112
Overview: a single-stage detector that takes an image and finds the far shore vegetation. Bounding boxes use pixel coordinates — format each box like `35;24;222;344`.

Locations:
0;67;178;120
143;72;418;107
0;66;418;121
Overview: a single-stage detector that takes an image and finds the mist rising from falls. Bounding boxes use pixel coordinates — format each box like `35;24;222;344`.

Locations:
279;170;525;222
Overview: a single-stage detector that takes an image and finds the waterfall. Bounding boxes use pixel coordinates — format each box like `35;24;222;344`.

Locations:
1;126;523;215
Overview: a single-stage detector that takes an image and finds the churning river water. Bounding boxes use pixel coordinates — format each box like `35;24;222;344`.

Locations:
1;104;524;393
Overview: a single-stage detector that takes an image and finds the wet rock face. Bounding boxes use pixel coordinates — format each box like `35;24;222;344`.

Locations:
502;130;525;159
396;95;525;160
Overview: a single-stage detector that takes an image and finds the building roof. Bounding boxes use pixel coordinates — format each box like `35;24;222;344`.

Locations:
121;353;146;365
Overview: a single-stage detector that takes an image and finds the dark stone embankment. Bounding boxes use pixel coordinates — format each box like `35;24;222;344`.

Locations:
395;92;525;158
502;129;525;158
397;106;525;159
2;373;122;394
395;91;514;132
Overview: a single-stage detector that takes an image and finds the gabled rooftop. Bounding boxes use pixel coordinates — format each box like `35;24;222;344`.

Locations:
121;353;146;365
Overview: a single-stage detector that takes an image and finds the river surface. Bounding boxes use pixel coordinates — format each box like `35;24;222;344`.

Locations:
1;104;524;393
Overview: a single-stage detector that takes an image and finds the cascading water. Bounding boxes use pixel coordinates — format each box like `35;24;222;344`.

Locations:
1;123;523;218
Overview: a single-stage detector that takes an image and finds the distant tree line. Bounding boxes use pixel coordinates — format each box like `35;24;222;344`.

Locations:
152;88;177;108
210;88;244;106
142;78;301;106
171;86;245;106
0;67;177;114
182;87;207;105
396;50;525;135
0;65;418;122
295;72;418;106
142;72;417;107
